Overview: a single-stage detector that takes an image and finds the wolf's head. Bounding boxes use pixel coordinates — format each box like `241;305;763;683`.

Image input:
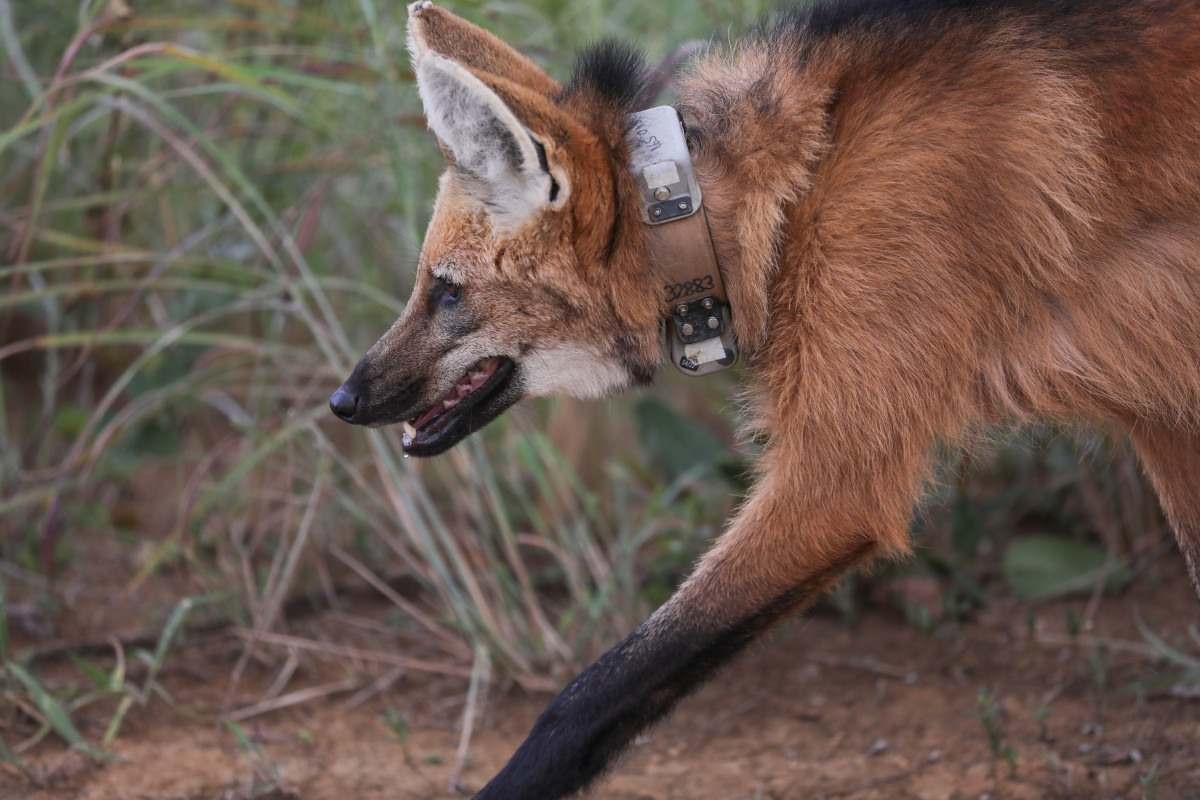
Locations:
329;2;661;455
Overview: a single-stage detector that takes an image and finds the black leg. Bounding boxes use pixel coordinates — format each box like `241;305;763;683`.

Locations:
473;542;873;800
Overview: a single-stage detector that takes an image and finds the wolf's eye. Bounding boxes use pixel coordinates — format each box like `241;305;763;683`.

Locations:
431;276;462;308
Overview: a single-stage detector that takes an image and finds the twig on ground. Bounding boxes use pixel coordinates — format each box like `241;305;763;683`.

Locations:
342;666;405;711
809;761;932;798
1035;633;1161;659
262;651;300;702
226;679;360;722
330;544;470;660
235;629;473;679
1076;469;1126;631
812;653;917;682
15;626;231;666
226;465;328;710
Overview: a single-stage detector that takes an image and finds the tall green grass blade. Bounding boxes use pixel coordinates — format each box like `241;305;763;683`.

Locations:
156;45;304;116
0;278;249;310
0;94;96;158
0;329;295;361
103;695;135;746
0;580;8;661
0;0;41;102
145;595;204;691
0;482;80;516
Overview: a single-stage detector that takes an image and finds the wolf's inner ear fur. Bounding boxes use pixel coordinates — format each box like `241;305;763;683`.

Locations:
414;54;564;231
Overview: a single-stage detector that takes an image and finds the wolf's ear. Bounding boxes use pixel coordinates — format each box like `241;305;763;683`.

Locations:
407;2;559;96
414;52;564;231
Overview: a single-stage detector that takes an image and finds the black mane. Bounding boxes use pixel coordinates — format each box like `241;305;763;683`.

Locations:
563;40;648;109
779;0;1146;44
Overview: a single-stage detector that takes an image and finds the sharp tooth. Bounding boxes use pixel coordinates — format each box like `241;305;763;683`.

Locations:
403;422;417;439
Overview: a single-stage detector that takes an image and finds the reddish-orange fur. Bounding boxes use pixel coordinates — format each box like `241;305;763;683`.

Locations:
678;1;1200;620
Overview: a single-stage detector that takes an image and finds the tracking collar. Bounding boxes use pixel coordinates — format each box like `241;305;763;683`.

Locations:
627;106;738;376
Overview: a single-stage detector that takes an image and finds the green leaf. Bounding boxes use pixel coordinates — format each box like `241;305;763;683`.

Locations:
6;663;107;760
224;719;259;755
144;595;207;692
53;406;89;438
1002;535;1130;601
68;653;112;691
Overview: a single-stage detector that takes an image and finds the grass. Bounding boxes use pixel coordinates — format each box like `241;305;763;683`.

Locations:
0;590;206;763
0;0;1182;772
976;687;1018;776
0;0;758;759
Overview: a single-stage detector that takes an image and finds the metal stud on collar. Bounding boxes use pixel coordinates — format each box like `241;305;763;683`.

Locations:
668;296;735;373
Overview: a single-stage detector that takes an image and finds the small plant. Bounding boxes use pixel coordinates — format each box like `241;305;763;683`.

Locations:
381;707;410;743
5;659;109;758
1140;761;1161;800
976;688;1018;776
1032;702;1053;743
1133;611;1200;697
0;594;207;762
225;719;287;796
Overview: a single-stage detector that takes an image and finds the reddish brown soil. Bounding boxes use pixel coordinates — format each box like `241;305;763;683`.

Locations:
6;568;1200;800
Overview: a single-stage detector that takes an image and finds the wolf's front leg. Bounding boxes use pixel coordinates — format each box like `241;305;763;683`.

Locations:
473;458;917;800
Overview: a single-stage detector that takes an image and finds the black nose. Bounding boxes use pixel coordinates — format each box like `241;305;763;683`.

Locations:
329;385;359;421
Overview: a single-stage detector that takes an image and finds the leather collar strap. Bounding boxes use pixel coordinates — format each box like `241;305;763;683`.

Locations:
627;106;738;376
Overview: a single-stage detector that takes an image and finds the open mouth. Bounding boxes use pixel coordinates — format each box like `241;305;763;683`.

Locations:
400;356;518;456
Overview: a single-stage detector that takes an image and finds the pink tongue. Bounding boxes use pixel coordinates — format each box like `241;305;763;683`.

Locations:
411;358;499;430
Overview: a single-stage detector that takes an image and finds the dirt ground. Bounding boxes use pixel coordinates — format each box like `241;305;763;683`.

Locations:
6;565;1200;800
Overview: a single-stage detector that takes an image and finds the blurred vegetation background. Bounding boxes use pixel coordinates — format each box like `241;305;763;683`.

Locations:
0;0;1182;767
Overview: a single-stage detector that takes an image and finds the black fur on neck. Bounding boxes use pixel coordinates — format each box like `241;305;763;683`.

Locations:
563;39;649;109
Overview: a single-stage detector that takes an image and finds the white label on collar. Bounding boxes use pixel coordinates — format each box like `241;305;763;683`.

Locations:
684;336;727;366
643;160;680;189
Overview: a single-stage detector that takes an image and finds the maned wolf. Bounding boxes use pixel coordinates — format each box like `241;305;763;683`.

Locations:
330;0;1200;796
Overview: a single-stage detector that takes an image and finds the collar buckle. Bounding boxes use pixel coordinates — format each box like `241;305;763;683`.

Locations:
668;295;737;375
